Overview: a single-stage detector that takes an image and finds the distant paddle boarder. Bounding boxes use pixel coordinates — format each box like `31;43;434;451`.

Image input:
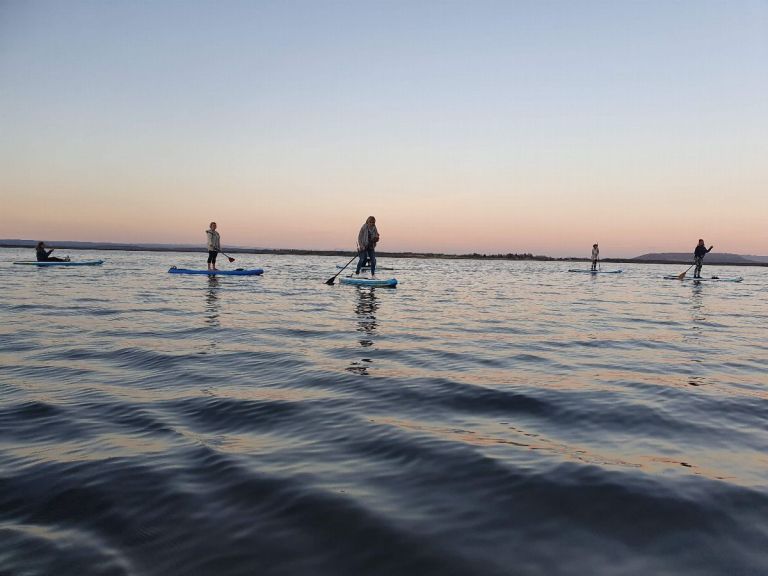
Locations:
206;222;221;271
356;216;380;277
35;241;69;262
693;239;713;279
591;243;599;271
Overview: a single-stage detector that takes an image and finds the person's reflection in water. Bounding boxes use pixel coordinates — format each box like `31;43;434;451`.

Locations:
205;276;221;329
346;286;379;375
690;283;706;326
684;282;706;349
681;283;711;386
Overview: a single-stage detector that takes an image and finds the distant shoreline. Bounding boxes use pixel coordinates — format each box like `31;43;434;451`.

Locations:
2;241;766;267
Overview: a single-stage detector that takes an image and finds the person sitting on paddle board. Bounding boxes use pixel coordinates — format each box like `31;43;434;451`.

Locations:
693;239;713;279
206;222;221;271
35;241;69;262
356;216;380;277
591;243;599;271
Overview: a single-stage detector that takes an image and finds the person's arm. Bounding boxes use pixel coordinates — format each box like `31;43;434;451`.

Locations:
707;246;713;253
46;249;54;257
357;226;366;250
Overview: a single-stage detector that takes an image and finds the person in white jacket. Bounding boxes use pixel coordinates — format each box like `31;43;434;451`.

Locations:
591;243;599;271
206;222;221;271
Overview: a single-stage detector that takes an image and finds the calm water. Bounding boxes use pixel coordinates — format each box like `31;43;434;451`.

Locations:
1;248;767;576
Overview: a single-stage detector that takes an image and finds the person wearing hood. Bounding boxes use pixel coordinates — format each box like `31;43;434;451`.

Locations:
355;216;380;277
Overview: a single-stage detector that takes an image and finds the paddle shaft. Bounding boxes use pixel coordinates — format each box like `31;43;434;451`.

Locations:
326;253;358;285
677;263;695;280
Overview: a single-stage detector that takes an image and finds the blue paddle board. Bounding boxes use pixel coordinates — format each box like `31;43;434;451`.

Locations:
663;275;743;282
169;267;263;276
336;265;395;270
568;269;622;274
339;276;397;287
13;260;104;266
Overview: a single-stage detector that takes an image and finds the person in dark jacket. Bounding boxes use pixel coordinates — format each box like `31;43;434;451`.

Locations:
693;239;713;279
35;241;68;262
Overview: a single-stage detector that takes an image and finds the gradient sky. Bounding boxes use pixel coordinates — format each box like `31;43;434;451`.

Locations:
1;0;766;256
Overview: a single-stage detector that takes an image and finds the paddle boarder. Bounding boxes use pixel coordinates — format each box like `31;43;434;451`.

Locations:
693;239;713;279
35;241;69;262
591;243;599;271
356;216;380;277
206;222;221;271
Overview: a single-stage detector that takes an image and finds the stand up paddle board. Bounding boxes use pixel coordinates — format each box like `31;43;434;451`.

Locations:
568;269;622;274
13;260;104;266
339;276;397;287
663;275;743;282
168;267;263;276
337;265;395;270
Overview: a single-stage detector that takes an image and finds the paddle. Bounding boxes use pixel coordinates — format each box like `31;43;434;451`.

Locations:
326;253;358;285
221;251;235;263
677;263;695;280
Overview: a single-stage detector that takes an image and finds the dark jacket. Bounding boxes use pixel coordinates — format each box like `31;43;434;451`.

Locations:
36;247;53;261
694;245;712;259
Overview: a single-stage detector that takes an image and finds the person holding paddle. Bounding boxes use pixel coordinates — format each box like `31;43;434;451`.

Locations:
356;216;380;277
206;222;221;271
693;239;713;279
35;241;69;262
591;243;599;271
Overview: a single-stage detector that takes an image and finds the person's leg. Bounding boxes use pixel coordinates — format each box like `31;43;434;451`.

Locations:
207;251;214;270
355;250;366;274
48;256;66;262
368;248;376;276
591;259;596;271
694;257;702;278
211;251;219;270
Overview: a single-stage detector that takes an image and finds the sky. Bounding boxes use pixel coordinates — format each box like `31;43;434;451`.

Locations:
1;0;766;257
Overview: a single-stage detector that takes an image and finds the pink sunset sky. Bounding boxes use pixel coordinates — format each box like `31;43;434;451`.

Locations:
1;1;766;257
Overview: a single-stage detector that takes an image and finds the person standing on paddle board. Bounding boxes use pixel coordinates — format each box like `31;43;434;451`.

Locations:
591;243;599;271
693;239;713;279
356;216;380;277
206;222;221;271
35;241;69;262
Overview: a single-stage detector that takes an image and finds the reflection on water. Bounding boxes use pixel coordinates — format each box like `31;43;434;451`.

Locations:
346;286;379;375
354;286;378;345
686;284;706;346
204;276;221;329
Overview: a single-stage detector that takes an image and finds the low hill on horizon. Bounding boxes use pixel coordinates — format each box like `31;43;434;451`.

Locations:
633;252;762;264
2;239;766;264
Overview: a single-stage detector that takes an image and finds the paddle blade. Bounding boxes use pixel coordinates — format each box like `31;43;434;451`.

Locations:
677;271;687;280
227;257;235;263
325;277;336;285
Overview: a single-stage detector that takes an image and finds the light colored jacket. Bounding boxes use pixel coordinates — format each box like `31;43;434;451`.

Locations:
591;246;599;260
357;223;379;251
206;229;221;251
